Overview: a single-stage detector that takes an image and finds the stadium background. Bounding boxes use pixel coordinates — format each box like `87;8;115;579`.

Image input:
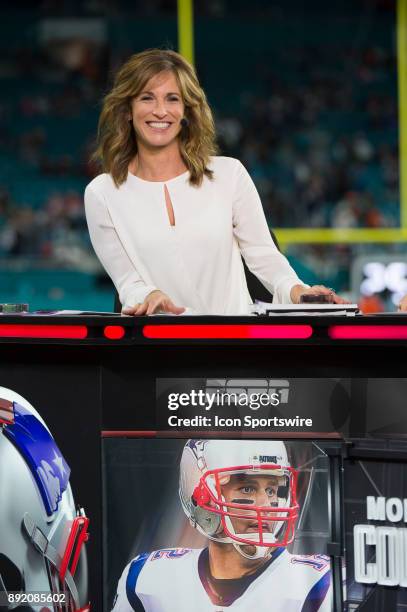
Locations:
0;0;403;311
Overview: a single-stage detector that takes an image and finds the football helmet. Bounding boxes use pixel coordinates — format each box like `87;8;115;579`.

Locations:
0;386;90;611
179;439;299;559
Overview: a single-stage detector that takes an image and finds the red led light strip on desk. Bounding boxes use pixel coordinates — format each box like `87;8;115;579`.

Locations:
103;325;125;339
329;325;407;340
0;324;88;339
143;324;313;340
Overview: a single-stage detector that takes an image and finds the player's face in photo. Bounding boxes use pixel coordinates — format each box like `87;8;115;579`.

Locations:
130;71;184;151
220;473;286;538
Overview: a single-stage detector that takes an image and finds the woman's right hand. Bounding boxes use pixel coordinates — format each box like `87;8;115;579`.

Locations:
122;290;185;316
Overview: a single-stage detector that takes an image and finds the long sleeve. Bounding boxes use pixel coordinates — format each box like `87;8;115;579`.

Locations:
232;160;306;303
84;184;157;309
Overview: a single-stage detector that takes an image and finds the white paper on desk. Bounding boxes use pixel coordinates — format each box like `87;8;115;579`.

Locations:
148;307;203;316
265;310;354;316
251;302;359;315
38;308;203;316
32;309;117;316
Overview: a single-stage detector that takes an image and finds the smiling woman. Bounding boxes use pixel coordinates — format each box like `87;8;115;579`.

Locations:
91;49;216;189
85;48;346;315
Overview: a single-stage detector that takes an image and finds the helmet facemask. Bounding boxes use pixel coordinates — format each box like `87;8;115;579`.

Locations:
191;464;299;559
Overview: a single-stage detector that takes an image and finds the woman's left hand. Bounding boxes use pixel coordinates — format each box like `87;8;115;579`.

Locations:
290;284;349;304
397;295;407;312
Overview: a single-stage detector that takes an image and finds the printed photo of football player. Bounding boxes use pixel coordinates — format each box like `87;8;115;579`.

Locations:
111;439;332;611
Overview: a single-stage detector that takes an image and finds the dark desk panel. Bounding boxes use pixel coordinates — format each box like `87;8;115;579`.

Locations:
0;314;406;611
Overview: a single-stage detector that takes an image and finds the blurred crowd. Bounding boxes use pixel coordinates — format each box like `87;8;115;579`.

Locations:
0;188;93;268
216;45;398;230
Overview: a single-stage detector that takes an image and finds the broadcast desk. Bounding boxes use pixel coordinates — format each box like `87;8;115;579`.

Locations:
1;313;406;611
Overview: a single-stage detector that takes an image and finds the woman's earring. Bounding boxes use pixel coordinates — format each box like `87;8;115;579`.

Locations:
180;117;189;127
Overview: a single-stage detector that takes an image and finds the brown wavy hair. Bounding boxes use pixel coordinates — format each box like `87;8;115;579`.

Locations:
93;49;218;187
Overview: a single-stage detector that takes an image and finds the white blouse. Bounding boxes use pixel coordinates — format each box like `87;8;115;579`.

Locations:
84;156;304;315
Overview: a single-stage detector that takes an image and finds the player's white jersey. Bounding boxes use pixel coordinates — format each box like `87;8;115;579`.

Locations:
111;547;332;612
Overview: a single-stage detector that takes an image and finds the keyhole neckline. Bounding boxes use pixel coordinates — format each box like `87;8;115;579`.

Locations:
127;169;189;185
